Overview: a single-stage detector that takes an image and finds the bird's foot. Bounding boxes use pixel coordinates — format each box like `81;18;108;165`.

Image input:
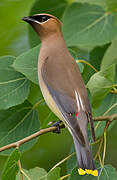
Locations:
51;120;63;134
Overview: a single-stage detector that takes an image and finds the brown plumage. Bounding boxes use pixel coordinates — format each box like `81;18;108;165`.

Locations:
22;13;98;175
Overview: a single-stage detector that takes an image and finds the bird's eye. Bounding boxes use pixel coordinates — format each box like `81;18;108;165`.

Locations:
31;15;51;23
40;16;50;22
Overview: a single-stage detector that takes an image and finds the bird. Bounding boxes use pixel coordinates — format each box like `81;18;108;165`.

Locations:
22;13;98;176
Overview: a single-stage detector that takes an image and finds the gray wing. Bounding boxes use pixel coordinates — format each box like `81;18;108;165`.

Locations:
41;56;95;144
44;80;86;145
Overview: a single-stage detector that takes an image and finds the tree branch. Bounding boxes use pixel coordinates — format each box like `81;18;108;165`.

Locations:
93;114;117;122
0;114;117;153
0;124;65;152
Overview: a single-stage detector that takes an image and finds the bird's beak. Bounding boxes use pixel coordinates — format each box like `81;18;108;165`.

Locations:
22;16;37;24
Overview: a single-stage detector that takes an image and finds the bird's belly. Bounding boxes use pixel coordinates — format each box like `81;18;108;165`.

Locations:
38;74;64;121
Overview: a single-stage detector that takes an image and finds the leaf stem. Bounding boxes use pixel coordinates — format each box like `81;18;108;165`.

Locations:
60;174;70;180
18;160;23;180
21;170;31;180
32;99;44;109
94;136;103;161
102;131;107;166
76;59;98;72
98;154;104;168
51;152;76;171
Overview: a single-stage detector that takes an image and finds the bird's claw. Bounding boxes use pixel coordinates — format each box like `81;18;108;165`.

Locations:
51;120;62;134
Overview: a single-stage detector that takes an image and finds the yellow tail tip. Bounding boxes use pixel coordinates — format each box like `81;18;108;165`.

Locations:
78;168;98;176
78;168;86;175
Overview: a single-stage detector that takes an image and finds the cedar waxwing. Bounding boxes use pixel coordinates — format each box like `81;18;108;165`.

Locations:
22;13;98;176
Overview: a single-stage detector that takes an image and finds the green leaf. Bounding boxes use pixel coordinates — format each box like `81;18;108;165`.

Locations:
101;37;117;70
1;149;21;180
82;44;110;84
29;0;67;47
90;44;110;71
0;101;40;155
68;164;117;180
13;46;40;85
106;0;117;12
0;0;35;56
87;65;115;108
16;167;60;180
75;0;106;8
93;93;117;137
46;168;61;180
62;3;117;47
16;167;47;180
0;56;30;110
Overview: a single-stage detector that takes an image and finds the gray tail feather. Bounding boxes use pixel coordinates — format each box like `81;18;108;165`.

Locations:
73;135;96;170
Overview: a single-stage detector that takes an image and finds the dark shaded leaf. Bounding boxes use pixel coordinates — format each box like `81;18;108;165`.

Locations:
93;93;117;137
0;101;40;155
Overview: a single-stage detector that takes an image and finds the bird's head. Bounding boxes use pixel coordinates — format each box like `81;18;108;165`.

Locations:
22;13;62;41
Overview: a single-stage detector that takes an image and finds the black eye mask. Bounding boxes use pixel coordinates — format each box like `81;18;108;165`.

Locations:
31;15;51;23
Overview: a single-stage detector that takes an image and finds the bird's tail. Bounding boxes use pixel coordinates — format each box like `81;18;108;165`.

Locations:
73;135;98;176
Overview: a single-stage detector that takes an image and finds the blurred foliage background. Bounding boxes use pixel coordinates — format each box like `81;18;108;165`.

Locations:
0;0;117;179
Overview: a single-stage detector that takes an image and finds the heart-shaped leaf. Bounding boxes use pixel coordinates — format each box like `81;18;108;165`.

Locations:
62;3;117;47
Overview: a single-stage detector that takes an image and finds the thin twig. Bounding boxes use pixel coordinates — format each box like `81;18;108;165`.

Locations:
76;59;98;72
18;160;23;180
21;170;31;180
0;125;65;152
94;137;103;161
102;131;107;166
51;152;76;171
98;154;104;168
0;114;117;153
60;174;70;180
93;114;117;122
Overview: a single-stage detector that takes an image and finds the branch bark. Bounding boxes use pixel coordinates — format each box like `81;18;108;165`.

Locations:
0;124;65;152
93;114;117;121
0;114;117;153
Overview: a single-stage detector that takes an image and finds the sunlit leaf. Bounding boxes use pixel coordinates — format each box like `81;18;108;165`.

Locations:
63;3;117;47
13;45;40;85
16;167;47;180
87;65;115;108
101;37;117;70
